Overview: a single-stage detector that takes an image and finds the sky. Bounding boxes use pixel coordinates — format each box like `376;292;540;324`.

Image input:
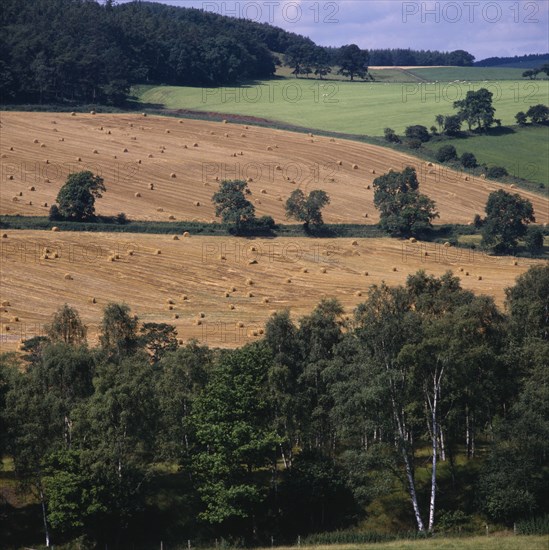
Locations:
114;0;549;61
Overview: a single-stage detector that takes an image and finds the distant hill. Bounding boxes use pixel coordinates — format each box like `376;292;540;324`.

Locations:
475;53;549;68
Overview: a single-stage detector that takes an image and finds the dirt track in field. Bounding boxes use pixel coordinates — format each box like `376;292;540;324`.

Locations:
2;112;547;225
0;231;543;351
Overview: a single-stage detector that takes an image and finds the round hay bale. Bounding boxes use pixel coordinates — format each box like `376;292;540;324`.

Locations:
169;215;176;220
266;146;273;151
174;313;179;319
262;297;270;303
464;176;469;181
93;149;99;154
241;133;246;137
337;160;343;166
179;120;184;124
148;154;154;158
392;267;397;272
123;148;128;153
248;259;258;265
510;184;516;189
108;255;115;262
199;312;205;318
465;271;470;276
230;286;237;292
90;297;97;304
142;112;147;116
301;268;308;273
194;201;200;207
10;316;19;323
237;321;245;328
247;177;253;183
246;278;254;285
135;192;141;197
224;291;230;298
76;157;82;162
193;143;199;147
260;189;267;194
107;130;111;134
157;207;164;212
52;226;59;232
64;273;73;280
352;164;359;170
355;291;362;297
371;169;376;174
33;138;39;144
196;319;202;326
1;301;10;307
286;278;292;283
43;202;48;207
478;275;483;281
4;326;9;332
364;271;369;276
1;234;7;238
149;183;154;190
170;172;177;178
480;174;486;179
183;231;190;238
320;267;327;273
409;237;417;243
165;129;170;134
71;111;76;116
229;304;235;310
172;235;179;240
247;292;254;298
427;162;434;167
168;305;174;311
155;249;161;255
90;110;96;115
444;242;451;248
8;175;14;180
459;267;464;272
351;240;358;246
513;260;518;266
182;294;188;300
245;125;249;129
222;119;228;124
28;186;35;191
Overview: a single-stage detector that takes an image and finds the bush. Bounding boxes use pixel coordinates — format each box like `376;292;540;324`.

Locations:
525;227;544;254
515;111;527;125
384;127;401;143
405;124;430;142
461;152;478;168
407;138;422;149
486;166;509;179
516;514;549;535
473;214;484;228
48;204;62;221
436;145;458;162
116;212;128;225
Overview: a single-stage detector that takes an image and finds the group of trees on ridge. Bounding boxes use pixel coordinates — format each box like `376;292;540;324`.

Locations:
1;264;548;547
0;0;476;105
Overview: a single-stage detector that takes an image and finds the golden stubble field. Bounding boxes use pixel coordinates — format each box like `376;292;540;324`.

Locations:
0;231;544;351
1;112;547;225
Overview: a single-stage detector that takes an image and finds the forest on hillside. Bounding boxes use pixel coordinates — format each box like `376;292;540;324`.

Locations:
0;0;475;106
1;266;548;548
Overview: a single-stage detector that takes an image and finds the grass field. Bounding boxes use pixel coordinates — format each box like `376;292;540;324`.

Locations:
0;231;543;352
425;125;549;187
135;78;549;136
263;536;549;550
4;113;547;225
407;66;530;81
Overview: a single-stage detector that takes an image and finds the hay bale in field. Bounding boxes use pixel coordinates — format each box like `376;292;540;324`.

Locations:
28;186;35;192
76;157;82;162
183;231;190;238
43;202;48;207
424;251;429;256
260;189;267;194
286;278;292;283
90;297;97;304
90;110;96;115
93;149;99;154
181;294;188;300
320;267;327;273
330;138;336;142
427;162;434;167
355;291;362;297
108;255;115;262
1;234;7;239
351;240;358;246
223;119;228;124
247;292;254;298
248;259;258;265
193;143;199;147
123;148;128;153
364;271;369;276
18;191;23;196
229;304;235;310
199;312;205;318
9;146;14;151
266;146;273;151
301;268;308;273
33;138;39;144
155;249;161;255
4;326;9;332
224;291;230;298
64;273;73;280
245;125;249;129
392;267;397;272
194;201;200;207
510;184;516;189
247;177;253;183
337;160;342;165
71;111;76;116
464;176;469;181
237;321;245;328
480;174;486;179
246;278;254;285
241;133;246;138
179;120;184;124
157;207;164;212
170;172;177;178
173;313;179;319
410;237;417;243
172;235;179;240
196;319;202;326
1;301;10;307
142;112;147;117
169;215;176;220
513;260;518;266
10;316;19;323
465;271;470;276
262;297;270;303
444;242;451;248
148;154;154;158
478;276;482;281
107;130;111;134
165;129;170;134
168;305;174;311
352;164;359;170
138;159;142;164
52;226;59;232
135;192;141;197
8;175;14;180
149;183;154;190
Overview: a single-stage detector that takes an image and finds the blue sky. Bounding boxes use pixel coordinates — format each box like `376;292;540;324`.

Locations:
115;0;549;61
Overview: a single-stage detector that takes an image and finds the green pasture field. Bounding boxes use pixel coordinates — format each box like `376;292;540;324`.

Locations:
407;66;532;81
425;125;549;187
135;79;549;136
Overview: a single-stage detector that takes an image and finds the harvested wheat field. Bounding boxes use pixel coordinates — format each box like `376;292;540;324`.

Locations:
0;230;543;351
1;112;547;225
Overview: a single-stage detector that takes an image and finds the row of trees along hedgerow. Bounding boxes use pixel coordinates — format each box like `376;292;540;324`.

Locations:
50;170;541;255
1;265;548;547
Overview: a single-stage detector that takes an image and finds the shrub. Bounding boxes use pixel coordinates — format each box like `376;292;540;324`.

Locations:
405;124;430;142
525;227;544;255
383;127;400;143
48;204;62;221
116;212;128;225
436;145;458;162
461;152;478;168
515;111;528;125
407;138;422;149
486;166;508;179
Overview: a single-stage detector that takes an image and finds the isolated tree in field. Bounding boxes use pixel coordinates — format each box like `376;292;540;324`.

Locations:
515;111;528;125
526;104;549;124
46;304;87;345
453;88;495;131
337;44;369;81
443;114;462;135
481;190;535;253
212;179;255;233
373;167;438;237
55;171;106;221
285;189;330;228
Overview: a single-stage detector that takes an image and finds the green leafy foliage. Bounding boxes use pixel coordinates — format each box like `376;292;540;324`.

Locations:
56;172;105;221
285;189;330;228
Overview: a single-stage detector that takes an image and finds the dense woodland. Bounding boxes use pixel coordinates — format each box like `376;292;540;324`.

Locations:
1;266;547;547
0;0;475;105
